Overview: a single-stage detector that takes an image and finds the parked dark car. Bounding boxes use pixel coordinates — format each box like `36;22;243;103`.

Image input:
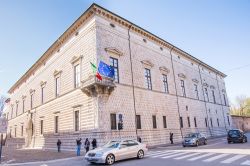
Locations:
182;133;207;147
227;129;248;144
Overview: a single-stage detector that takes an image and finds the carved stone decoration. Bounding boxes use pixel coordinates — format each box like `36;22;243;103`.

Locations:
70;55;83;64
40;81;47;87
178;73;186;79
203;83;209;87
53;70;62;77
25;112;33;147
29;89;35;94
210;85;215;89
141;60;154;68
192;78;199;84
105;47;123;57
159;66;170;75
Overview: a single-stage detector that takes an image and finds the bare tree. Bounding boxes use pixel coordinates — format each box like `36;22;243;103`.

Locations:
232;95;250;116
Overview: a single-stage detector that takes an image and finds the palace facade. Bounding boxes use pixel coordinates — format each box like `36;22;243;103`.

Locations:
4;4;231;150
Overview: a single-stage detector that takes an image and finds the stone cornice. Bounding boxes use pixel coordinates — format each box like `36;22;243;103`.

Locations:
8;3;227;94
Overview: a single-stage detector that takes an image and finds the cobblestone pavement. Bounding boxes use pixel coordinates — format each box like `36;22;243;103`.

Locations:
1;147;80;164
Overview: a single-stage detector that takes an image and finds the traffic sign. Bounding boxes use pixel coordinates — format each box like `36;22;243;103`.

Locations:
0;118;7;133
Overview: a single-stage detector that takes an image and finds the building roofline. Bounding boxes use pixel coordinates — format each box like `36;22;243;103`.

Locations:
8;3;227;94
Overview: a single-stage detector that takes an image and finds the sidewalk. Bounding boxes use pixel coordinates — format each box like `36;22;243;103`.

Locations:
0;147;79;165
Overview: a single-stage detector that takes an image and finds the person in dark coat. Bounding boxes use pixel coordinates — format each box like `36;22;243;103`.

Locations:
57;139;62;152
76;138;82;156
137;136;142;143
170;132;174;144
92;138;97;149
84;138;90;153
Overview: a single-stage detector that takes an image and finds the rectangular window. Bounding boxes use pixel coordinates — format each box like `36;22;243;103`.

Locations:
41;87;44;104
163;116;167;128
30;94;34;109
187;117;191;127
11;106;13;119
40;120;44;135
110;57;119;83
180;117;183;128
22;99;25;113
180;80;186;97
194;117;197;127
21;125;23;137
212;90;216;103
110;114;117;130
163;75;169;93
210;118;213;127
15;127;17;137
55;116;59;133
16;103;18;117
10;129;12;138
74;64;81;88
74;110;80;131
55;77;60;97
205;88;209;102
194;84;199;99
145;68;152;90
217;118;220;127
223;94;227;105
205;118;208;127
136;115;141;129
152;115;157;129
227;116;230;126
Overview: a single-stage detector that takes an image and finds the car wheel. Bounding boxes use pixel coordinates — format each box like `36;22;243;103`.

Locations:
106;154;115;165
245;138;248;143
137;150;144;159
228;140;231;144
196;141;199;147
183;144;186;147
204;139;207;145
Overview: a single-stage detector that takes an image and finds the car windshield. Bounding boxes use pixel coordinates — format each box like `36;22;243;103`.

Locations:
185;133;198;138
103;141;120;148
228;130;240;136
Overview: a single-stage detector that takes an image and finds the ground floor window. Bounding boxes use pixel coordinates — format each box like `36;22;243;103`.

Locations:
40;120;44;135
74;110;80;131
187;117;191;127
55;116;59;134
110;114;117;130
21;126;23;137
152;115;157;129
180;117;183;128
217;118;220;127
205;118;208;127
194;117;197;127
163;116;167;128
210;118;213;127
136;115;141;129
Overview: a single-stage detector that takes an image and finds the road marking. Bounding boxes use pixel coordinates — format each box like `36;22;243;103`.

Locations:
162;152;189;159
241;160;250;165
147;150;170;155
174;152;201;160
188;153;215;161
221;154;247;164
203;153;230;162
150;151;179;158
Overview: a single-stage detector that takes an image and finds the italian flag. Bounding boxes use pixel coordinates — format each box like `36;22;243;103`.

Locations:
90;62;102;80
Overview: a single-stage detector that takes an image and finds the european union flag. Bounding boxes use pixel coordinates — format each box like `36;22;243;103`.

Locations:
98;61;115;78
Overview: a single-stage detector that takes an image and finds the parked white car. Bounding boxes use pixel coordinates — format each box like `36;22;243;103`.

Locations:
85;139;148;165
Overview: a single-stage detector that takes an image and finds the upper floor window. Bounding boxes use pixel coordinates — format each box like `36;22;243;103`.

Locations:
210;118;213;127
163;74;169;93
55;77;60;97
217;118;220;127
211;90;216;103
194;84;199;99
22;99;25;113
145;68;152;90
187;116;191;127
223;94;227;106
74;64;80;88
16;103;18;117
205;118;208;127
110;57;119;83
204;88;209;102
30;94;34;109
180;80;186;97
11;106;14;118
41;87;44;104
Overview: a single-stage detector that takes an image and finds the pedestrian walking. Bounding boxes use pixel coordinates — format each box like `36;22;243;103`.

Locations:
170;132;174;144
57;139;62;152
76;138;82;156
84;138;90;153
137;136;142;143
92;138;97;149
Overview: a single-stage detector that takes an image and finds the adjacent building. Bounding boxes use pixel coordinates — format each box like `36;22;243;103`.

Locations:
4;4;231;149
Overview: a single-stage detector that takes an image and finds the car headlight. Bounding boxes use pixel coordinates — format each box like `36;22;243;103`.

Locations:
95;152;104;157
191;138;196;142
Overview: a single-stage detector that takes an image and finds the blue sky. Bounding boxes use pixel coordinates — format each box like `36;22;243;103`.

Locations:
0;0;249;105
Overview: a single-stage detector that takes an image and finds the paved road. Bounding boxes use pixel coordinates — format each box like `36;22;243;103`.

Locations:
4;133;250;166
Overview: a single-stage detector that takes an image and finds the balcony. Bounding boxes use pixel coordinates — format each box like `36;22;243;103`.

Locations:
81;75;116;97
